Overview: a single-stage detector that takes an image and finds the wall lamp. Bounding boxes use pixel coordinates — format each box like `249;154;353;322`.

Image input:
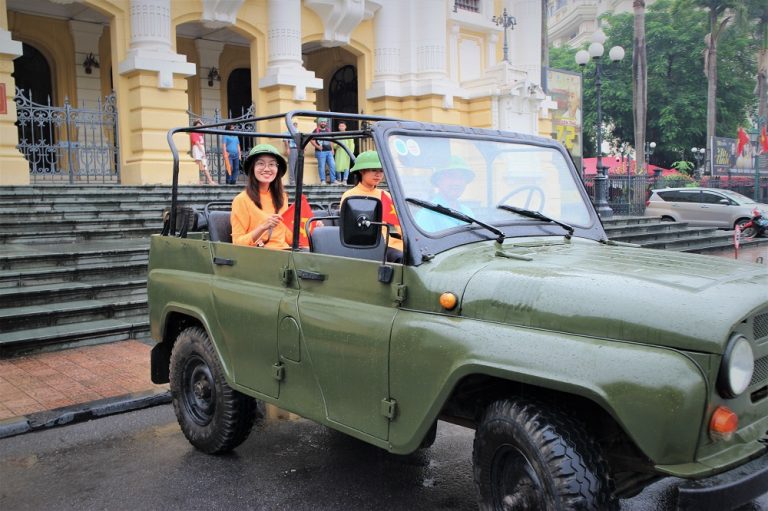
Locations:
83;53;100;74
207;67;221;87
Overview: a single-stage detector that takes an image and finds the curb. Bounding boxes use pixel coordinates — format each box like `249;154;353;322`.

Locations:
0;388;171;440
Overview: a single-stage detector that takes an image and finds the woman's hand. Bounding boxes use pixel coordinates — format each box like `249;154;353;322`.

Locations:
262;214;282;230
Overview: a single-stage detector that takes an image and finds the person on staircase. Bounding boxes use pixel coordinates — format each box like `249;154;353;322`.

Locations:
190;119;216;185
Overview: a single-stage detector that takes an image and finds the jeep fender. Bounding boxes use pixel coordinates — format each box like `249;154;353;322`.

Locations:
387;311;707;463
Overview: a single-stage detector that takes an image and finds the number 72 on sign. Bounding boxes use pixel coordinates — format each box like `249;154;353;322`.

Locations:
554;125;578;151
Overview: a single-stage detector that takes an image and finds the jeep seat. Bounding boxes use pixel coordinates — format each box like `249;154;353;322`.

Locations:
207;210;232;243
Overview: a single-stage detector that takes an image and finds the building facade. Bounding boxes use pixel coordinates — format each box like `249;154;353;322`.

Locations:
548;0;655;49
0;0;555;186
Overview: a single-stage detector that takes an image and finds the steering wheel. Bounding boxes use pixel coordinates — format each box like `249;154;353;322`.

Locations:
498;186;546;210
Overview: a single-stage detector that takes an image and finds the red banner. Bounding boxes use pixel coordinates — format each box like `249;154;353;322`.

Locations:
380;192;399;227
281;194;314;248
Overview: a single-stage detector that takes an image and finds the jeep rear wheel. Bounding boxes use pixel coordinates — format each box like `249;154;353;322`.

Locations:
170;327;261;454
473;398;616;511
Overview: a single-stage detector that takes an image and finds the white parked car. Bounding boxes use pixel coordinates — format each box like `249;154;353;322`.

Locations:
645;187;767;229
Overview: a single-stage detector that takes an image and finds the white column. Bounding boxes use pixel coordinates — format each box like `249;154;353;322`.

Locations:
413;0;447;80
367;0;402;98
258;0;322;100
509;0;541;84
69;21;104;107
195;39;224;116
118;0;195;88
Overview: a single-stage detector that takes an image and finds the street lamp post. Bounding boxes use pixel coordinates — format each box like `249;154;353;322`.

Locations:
492;8;517;63
753;116;767;201
575;30;625;218
644;141;657;177
691;147;706;179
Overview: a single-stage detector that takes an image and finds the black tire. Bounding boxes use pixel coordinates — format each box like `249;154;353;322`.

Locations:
742;226;758;238
735;218;750;230
473;398;616;511
170;326;261;454
419;421;438;449
660;216;675;222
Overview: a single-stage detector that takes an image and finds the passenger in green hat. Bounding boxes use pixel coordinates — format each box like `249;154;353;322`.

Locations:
341;151;403;262
231;144;293;249
415;156;476;232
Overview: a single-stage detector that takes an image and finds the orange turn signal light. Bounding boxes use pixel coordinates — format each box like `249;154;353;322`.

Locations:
439;292;458;310
710;406;738;440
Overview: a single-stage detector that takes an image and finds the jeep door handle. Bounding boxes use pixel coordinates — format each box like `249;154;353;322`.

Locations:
296;269;326;281
213;257;235;266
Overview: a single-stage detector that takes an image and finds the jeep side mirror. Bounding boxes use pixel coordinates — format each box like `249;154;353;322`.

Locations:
340;196;382;247
719;199;730;205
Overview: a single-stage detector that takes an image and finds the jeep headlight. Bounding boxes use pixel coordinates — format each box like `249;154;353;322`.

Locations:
717;334;754;398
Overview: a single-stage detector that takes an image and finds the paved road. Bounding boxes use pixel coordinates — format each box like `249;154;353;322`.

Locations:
1;405;766;510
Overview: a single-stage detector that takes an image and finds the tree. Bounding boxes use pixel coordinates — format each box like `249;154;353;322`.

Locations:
633;1;648;172
548;0;756;169
745;0;768;122
680;0;743;164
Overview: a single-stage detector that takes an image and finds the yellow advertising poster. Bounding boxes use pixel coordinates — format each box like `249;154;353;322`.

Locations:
546;69;582;160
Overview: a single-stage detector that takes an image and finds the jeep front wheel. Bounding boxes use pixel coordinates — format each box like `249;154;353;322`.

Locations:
170;326;261;454
473;398;615;511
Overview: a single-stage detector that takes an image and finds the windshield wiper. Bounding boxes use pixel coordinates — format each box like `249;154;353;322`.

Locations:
406;197;506;244
497;205;574;240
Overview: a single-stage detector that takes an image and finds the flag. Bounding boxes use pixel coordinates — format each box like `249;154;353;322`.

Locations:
281;194;314;248
761;126;768;154
737;127;750;156
380;191;400;227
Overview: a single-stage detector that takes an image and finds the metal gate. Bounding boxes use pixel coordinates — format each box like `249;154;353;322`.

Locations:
15;88;120;184
188;104;256;184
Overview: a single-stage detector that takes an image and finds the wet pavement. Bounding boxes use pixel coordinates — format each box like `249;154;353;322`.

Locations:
0;405;765;511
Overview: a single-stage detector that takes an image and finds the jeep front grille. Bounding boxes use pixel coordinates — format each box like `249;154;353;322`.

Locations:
750;354;768;387
755;313;768;342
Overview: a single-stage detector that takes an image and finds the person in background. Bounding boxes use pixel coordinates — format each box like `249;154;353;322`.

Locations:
222;124;241;185
231;144;293;249
283;121;299;186
334;121;354;185
190;119;216;185
311;117;336;185
415;156;475;232
340;150;403;262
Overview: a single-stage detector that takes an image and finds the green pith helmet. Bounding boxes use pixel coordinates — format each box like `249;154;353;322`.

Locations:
350;151;382;173
244;143;287;177
431;155;474;186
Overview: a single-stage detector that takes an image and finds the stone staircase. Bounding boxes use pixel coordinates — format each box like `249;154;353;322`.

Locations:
0;185;343;357
0;187;764;358
602;216;766;253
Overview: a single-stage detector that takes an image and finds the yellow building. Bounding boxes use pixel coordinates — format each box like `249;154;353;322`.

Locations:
1;0;553;186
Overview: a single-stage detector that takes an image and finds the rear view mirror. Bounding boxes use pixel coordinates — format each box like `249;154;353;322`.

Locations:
719;199;730;205
340;196;382;247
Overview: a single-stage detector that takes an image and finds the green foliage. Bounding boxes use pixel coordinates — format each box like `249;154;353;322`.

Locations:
671;160;695;174
548;0;758;168
655;172;698;188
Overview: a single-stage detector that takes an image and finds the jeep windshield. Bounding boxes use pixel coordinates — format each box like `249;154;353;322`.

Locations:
383;132;597;255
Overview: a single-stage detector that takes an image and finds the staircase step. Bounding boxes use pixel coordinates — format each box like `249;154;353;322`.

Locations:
0;261;148;289
0;242;149;271
0;316;150;358
0;227;160;244
0;279;147;307
0;297;147;332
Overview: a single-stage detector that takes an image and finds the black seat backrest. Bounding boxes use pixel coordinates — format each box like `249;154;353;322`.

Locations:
309;226;385;261
207;210;232;243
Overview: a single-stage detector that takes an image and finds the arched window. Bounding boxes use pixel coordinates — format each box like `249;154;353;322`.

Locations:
14;43;53;104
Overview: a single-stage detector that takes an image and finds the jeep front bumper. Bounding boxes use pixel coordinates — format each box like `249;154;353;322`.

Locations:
677;449;768;510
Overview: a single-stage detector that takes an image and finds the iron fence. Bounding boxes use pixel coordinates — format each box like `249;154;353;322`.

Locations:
15;88;119;184
188;105;256;185
582;174;768;216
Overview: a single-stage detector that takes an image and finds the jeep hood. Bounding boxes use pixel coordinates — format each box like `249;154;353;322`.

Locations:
451;238;768;353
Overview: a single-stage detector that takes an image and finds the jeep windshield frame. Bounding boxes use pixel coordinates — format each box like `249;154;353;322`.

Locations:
371;121;606;265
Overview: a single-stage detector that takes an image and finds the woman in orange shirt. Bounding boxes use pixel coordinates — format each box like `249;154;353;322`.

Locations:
231;144;293;249
341;150;403;262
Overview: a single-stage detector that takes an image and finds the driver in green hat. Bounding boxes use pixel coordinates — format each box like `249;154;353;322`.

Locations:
415;156;476;232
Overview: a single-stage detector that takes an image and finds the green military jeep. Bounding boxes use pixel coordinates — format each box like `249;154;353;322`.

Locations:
149;111;768;510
